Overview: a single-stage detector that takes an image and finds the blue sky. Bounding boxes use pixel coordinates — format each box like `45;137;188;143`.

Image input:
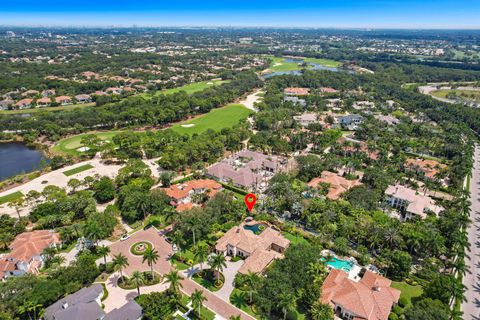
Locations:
1;0;479;28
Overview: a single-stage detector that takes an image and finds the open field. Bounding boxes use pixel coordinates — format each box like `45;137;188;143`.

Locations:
430;89;480;102
170;104;252;135
63;164;94;176
0;102;96;115
303;57;342;68
51;131;124;156
0;191;23;205
145;79;229;98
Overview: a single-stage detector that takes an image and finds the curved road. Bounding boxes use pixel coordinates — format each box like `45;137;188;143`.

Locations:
463;145;480;320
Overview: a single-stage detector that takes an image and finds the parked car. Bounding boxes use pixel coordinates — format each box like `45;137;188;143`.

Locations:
172;244;178;252
120;234;130;241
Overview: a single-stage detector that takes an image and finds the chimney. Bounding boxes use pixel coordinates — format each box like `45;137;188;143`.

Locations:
372;286;381;292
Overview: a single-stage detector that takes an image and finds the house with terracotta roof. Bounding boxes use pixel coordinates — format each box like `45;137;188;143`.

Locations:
207;150;286;191
321;269;400;320
283;87;310;96
106;87;123;95
337;138;379;161
308;171;362;200
0;230;61;279
15;98;33;109
36;96;52;107
75;94;92;103
55;96;72;105
162;179;222;211
215;221;290;274
404;158;447;183
384;184;443;220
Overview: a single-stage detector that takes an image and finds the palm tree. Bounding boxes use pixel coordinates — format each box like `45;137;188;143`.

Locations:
208;254;227;280
244;271;260;304
310;301;334;320
165;269;184;295
277;292;297;320
113;253;129;279
97;245;110;266
190;289;207;318
193;244;209;274
130;271;145;295
172;230;185;258
8;197;24;220
142;247;160;278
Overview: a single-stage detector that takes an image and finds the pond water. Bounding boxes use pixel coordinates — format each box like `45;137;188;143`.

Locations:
0;142;49;180
263;58;352;79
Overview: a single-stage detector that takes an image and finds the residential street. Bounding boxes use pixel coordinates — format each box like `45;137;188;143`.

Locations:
462;145;480;320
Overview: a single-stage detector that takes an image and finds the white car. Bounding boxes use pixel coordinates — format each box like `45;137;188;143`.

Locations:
172;244;178;252
120;234;130;241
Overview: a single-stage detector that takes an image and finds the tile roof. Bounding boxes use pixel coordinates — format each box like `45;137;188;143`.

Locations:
104;301;142;320
284;87;310;96
55;96;71;103
8;230;60;263
44;284;104;320
308;171;362;200
385;184;443;218
405;158;447;179
321;269;400;320
216;223;290;274
37;97;51;104
162;179;222;201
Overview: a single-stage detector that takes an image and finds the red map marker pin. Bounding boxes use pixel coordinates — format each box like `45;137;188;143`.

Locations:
244;193;257;212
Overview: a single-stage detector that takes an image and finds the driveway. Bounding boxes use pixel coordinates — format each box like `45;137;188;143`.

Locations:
462;145;480;320
108;227;173;276
102;273;169;313
182;258;244;301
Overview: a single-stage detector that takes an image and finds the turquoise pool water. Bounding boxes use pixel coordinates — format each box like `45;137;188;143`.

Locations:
243;223;267;235
323;257;354;272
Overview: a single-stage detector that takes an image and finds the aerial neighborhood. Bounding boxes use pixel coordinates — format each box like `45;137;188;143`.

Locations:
0;24;478;320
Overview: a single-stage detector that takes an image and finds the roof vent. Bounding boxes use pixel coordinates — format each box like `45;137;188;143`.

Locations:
62;302;69;309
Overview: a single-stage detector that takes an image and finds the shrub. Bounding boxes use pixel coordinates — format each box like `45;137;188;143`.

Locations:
398;296;409;308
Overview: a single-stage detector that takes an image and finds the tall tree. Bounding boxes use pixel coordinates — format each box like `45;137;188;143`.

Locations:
113;253;129;279
142;247;160;278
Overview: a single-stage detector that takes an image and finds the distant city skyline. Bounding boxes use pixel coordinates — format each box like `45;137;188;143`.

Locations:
1;0;480;29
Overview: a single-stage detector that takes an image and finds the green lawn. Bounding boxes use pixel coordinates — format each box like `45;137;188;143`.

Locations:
391;281;423;307
0;102;96;115
283;232;309;245
170;104;252;135
145;80;229;98
63;164;94;176
268;57;302;72
0;191;23;205
431;89;480;102
52;131;124;156
303;57;342;68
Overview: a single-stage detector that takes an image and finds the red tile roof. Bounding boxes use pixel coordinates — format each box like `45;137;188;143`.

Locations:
162;179;222;201
284;87;310;96
308;171;362;200
321;269;400;320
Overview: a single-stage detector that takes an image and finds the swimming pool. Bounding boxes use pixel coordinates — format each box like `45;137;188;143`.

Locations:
323;257;354;273
243;223;267;235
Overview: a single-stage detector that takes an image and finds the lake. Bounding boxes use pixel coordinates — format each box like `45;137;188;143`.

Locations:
262;58;353;79
0;142;49;180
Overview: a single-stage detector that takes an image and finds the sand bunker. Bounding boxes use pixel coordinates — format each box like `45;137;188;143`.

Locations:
181;124;195;128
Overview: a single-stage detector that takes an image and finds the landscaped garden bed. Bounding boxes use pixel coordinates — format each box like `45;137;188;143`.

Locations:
130;241;153;255
117;271;161;290
192;269;224;292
